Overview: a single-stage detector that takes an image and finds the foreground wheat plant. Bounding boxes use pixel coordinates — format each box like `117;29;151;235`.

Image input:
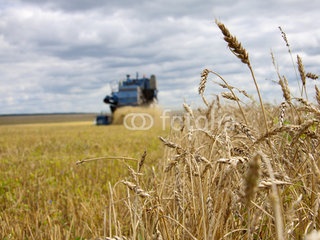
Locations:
85;21;320;240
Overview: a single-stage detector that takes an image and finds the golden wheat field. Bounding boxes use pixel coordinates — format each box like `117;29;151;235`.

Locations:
1;20;320;240
0;117;167;239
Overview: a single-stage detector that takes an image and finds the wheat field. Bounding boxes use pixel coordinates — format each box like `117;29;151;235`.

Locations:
1;20;320;239
0;121;166;239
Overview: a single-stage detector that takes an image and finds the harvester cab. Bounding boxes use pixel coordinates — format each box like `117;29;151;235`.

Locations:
95;73;158;125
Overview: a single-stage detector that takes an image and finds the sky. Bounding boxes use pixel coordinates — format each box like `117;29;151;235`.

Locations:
0;0;319;114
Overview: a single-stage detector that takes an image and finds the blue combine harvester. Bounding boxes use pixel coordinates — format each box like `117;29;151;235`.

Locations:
95;73;158;125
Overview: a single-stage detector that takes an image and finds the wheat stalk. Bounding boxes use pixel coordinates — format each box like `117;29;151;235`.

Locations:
209;69;248;125
254;124;295;145
279;26;302;96
105;236;127;240
260;153;284;240
76;156;138;165
174;165;183;214
206;196;214;239
216;19;268;133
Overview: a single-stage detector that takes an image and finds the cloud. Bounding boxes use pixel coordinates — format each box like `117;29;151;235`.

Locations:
0;0;319;114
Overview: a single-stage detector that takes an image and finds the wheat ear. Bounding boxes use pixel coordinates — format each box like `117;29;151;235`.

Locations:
138;150;147;172
199;69;209;95
315;85;320;106
261;153;284;240
279;26;302;95
306;73;319;80
297;55;307;99
244;154;261;205
215;20;249;65
199;69;210;106
279;76;291;104
216;19;268;133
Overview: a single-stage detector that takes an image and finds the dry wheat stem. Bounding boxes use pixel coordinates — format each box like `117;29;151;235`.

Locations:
261;153;284;240
76;156;138;165
105;236;127;240
159;215;198;240
279;26;302;95
207;69;248;125
206;196;214;239
215;80;251;100
271;50;282;80
247;63;269;133
253;125;293;145
201;94;209;107
222;228;249;239
216;19;268;133
108;182;118;238
243;154;261;240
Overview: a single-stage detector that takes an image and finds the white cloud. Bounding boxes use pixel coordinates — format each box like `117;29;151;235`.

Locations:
0;0;319;114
